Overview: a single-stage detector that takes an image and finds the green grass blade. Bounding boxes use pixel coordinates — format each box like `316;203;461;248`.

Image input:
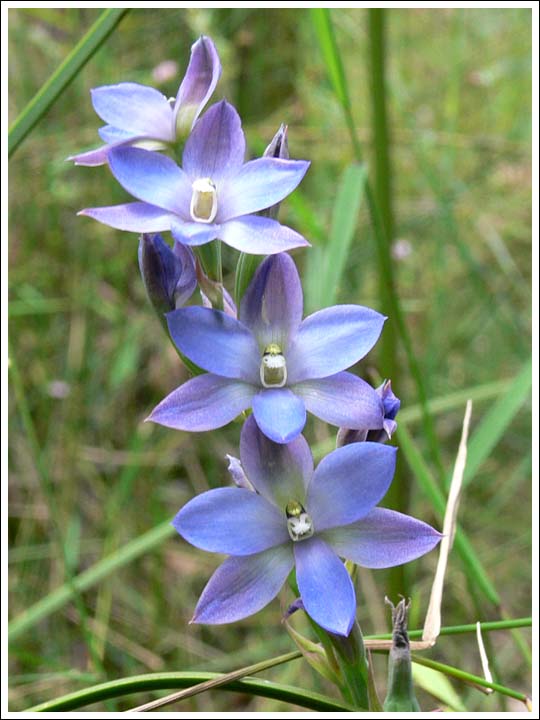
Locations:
396;423;501;606
310;9;350;110
305;163;367;312
461;356;532;487
8;8;129;157
27;670;353;713
8;520;175;642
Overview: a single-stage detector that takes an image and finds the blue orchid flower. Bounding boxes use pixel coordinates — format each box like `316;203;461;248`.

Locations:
173;417;441;636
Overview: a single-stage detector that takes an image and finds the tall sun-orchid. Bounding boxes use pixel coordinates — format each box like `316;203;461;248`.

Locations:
70;36;221;166
148;253;387;443
79;101;310;255
173;417;441;635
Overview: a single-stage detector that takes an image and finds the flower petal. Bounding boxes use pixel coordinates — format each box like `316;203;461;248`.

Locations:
109;147;192;216
174;36;222;133
306;442;397;531
294;372;384;430
322;508;442;568
252;389;306;444
294;537;356;636
220;216;309;255
166;307;260;382
192;546;294;625
69;145;110;166
219;158;310;221
170;219;218;246
240;415;313;507
287;305;386;382
147;374;255;432
91;83;173;140
239;253;303;350
174;487;288;555
78;202;174;232
182;100;245;182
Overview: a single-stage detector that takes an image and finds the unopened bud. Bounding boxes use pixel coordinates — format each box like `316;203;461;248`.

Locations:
383;597;421;712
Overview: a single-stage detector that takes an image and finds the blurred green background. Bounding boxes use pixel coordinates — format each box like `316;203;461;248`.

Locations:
8;7;531;712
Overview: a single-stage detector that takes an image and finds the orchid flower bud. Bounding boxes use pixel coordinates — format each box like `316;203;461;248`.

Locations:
138;234;197;322
336;380;400;447
383;597;421;712
261;124;290;219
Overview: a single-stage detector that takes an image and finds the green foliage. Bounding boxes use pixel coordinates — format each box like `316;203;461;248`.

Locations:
8;7;531;712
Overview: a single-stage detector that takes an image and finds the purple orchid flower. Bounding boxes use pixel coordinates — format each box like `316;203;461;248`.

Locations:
337;379;401;447
173;416;442;636
148;253;387;443
70;36;221;166
78;100;310;255
138;233;197;315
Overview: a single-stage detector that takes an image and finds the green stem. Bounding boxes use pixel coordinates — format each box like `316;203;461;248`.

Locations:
8;9;129;157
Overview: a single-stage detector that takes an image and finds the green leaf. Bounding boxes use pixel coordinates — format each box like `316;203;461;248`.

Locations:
8;9;129;157
310;9;351;109
26;671;355;713
412;664;467;712
460;356;532;488
305;163;367;312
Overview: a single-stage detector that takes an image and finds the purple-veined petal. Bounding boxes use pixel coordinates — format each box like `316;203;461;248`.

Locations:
287;305;386;383
239;254;303;351
147;374;255;432
166;307;260;382
174;487;288;555
172;240;198;307
322;508;442;568
174;36;222;133
78;202;174;232
220;215;309;255
91;83;173;141
218;158;310;222
307;442;397;531
170;219;219;247
109;147;192;216
240;415;313;507
252;389;306;444
182;100;245;182
294;372;384;430
294;537;356;636
192;545;294;625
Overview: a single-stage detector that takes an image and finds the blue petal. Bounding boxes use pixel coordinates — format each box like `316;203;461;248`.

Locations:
147;374;255;432
170;219;219;247
182;100;245;182
252;389;306;444
220;215;309;254
322;508;442;568
219;158;310;221
306;443;397;531
78;202;174;232
109;147;192;217
192;546;294;625
91;83;173;140
166;307;260;382
174;36;222;133
174;487;288;555
98;125;135;143
240;415;313;508
294;537;356;636
239;254;303;351
287;305;386;383
294;372;384;429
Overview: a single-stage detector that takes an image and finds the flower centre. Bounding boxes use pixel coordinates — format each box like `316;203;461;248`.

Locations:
190;178;218;223
260;343;287;388
286;500;314;542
